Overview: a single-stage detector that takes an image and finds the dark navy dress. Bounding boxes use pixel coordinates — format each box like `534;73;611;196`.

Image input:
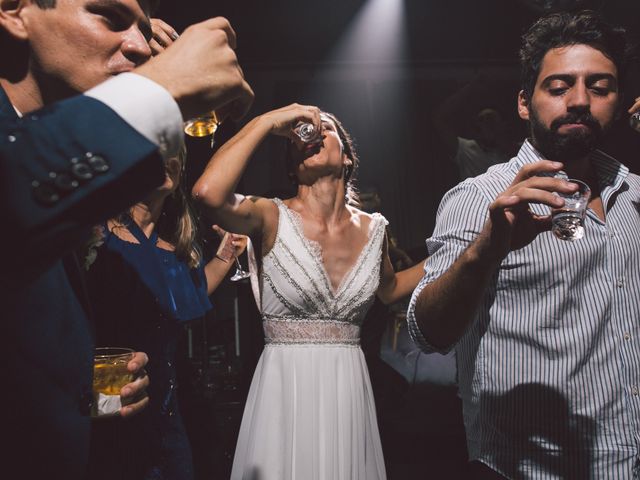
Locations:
86;217;211;480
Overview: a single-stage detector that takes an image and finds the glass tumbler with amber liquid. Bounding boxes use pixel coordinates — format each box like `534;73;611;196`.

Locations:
92;347;134;417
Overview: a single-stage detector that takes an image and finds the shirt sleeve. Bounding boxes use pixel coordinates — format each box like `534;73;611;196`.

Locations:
406;180;492;353
84;73;184;159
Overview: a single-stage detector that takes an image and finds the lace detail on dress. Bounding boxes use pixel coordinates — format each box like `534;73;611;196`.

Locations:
275;199;323;261
264;317;361;345
273;198;387;298
260;199;388;333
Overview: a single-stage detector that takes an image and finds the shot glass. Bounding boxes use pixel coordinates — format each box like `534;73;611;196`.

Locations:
293;121;322;144
92;347;135;418
184;111;221;148
184;111;220;138
551;179;591;241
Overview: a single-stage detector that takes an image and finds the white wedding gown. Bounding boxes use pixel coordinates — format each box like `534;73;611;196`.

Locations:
230;198;388;480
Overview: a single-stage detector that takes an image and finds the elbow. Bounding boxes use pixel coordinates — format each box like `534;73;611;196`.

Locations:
414;313;456;354
191;181;223;209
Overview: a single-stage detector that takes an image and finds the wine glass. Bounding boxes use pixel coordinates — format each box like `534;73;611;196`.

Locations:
230;254;251;282
184;111;220;148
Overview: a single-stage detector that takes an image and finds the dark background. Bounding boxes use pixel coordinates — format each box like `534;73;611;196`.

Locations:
156;0;640;252
153;1;640;478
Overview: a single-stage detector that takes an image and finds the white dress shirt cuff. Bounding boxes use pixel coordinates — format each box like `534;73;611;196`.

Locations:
406;277;446;354
84;72;184;159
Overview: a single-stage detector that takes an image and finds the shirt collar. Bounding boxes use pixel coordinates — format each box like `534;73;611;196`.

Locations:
515;139;628;200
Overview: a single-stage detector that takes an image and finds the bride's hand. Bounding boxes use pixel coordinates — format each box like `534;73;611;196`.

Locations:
261;103;322;140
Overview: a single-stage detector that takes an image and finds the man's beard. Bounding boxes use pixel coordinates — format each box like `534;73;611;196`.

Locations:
529;106;606;163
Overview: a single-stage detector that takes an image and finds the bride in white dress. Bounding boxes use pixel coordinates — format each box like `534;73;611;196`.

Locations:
192;104;425;480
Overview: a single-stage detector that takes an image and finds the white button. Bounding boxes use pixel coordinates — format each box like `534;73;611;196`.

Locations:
632;386;639;396
617;279;624;288
8;135;16;142
624;332;631;341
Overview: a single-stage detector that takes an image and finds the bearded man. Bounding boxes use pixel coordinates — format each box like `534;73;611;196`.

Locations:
408;10;640;479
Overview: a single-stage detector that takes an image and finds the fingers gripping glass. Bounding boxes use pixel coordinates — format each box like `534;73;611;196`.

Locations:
230;255;251;282
92;347;135;417
551;179;591;241
217;232;250;282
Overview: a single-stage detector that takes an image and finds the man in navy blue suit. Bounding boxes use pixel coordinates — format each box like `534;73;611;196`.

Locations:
0;1;254;478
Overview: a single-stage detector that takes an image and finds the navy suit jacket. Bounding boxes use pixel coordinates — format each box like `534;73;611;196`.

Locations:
0;86;166;479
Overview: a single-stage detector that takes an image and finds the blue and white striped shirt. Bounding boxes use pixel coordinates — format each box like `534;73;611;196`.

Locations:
407;140;640;479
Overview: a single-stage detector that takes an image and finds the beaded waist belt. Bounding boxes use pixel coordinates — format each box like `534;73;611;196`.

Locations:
263;317;361;345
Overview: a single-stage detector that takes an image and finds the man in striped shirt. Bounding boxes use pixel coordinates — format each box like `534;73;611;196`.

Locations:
408;11;640;479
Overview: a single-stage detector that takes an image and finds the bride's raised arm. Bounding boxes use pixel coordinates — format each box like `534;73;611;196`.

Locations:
192;104;322;241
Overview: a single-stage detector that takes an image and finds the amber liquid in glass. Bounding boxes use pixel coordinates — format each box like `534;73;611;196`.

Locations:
184;111;219;137
93;357;133;395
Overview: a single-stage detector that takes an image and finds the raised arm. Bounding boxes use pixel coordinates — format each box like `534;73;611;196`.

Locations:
2;16;255;286
1;94;165;285
410;161;577;351
191;103;322;239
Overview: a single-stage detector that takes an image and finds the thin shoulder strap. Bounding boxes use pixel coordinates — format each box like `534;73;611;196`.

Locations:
122;213;159;246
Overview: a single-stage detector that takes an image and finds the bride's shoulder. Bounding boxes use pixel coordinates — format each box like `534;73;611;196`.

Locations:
347;206;388;229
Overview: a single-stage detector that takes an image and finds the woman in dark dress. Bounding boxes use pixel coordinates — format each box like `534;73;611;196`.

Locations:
86;145;245;480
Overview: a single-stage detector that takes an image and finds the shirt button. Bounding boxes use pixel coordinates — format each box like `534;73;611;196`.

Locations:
167;361;172;367
8;134;16;142
632;386;639;396
624;332;631;341
71;162;93;181
53;172;79;191
616;279;624;288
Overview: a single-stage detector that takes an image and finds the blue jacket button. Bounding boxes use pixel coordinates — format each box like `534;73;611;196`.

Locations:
71;162;93;180
53;173;79;191
86;153;110;173
32;182;59;205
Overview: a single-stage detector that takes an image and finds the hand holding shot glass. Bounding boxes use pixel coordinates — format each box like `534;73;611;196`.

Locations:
92;348;149;418
551;179;591;241
294;121;322;144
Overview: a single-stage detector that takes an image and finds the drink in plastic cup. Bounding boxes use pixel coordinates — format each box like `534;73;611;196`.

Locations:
551;179;591;241
92;347;134;417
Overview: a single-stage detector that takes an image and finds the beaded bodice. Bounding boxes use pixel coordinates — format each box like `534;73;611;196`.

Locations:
260;199;388;345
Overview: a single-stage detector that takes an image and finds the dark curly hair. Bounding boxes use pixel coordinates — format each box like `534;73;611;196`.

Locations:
519;10;628;101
